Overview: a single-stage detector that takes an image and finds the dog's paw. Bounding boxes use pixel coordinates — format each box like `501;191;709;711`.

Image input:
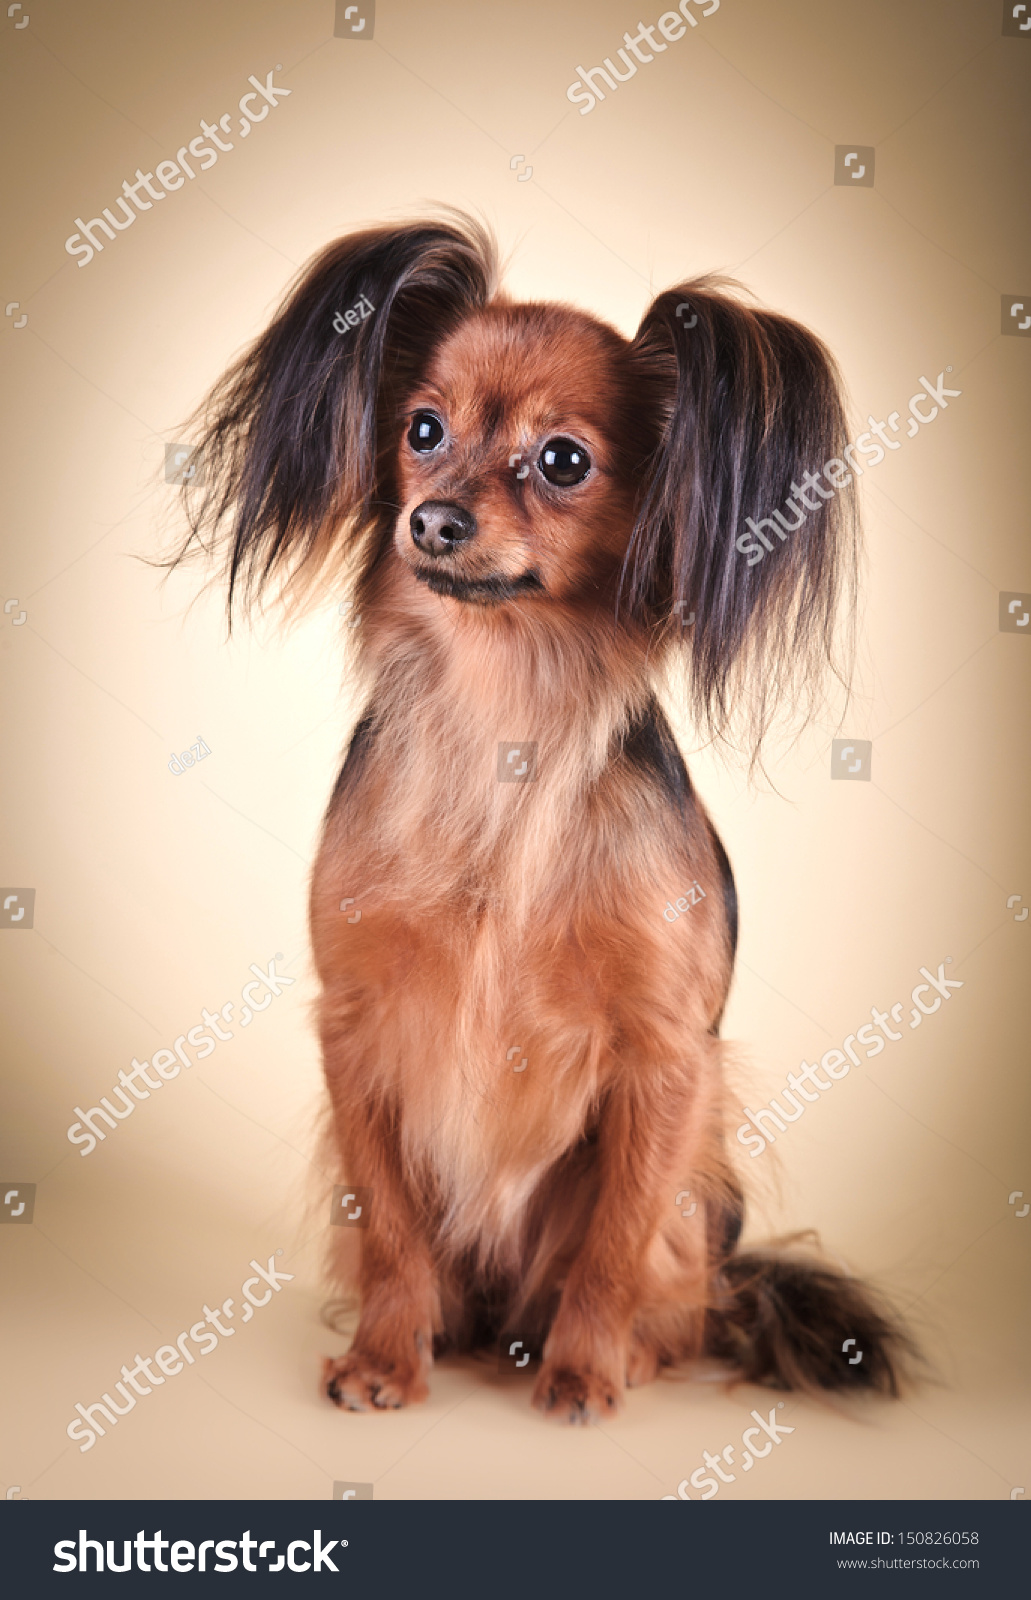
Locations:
531;1364;622;1425
323;1352;428;1412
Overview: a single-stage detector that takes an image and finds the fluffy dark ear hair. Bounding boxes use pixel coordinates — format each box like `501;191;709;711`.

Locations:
170;213;497;619
624;277;858;753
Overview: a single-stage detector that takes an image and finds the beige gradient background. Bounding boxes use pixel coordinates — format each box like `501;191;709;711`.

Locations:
1;0;1029;1501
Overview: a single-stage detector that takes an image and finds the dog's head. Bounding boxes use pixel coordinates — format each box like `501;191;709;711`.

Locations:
177;213;855;743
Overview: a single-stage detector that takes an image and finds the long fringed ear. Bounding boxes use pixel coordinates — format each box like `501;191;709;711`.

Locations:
171;213;497;619
624;277;858;752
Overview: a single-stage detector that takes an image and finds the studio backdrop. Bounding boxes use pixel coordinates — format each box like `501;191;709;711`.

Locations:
1;0;1028;1501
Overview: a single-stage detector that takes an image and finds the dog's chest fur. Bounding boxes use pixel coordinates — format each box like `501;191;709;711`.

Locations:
312;625;713;1252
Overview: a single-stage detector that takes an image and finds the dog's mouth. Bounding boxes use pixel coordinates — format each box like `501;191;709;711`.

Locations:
412;568;545;605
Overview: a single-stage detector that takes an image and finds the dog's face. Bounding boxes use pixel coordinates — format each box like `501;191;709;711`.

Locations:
183;217;854;743
392;306;651;609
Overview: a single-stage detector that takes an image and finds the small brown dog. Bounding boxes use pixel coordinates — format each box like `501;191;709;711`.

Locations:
178;214;911;1422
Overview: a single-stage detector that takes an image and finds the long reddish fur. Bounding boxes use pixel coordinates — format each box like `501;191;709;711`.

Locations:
176;215;915;1422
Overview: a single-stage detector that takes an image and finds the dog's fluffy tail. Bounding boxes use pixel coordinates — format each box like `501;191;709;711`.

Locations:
704;1237;918;1396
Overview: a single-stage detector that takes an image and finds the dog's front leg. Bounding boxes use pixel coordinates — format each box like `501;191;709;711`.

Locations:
532;1068;702;1424
323;1098;436;1412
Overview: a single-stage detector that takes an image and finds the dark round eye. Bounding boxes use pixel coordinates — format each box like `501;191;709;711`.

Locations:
538;437;590;487
408;411;444;453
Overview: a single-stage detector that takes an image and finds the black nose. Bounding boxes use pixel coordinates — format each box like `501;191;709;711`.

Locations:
410;500;476;557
